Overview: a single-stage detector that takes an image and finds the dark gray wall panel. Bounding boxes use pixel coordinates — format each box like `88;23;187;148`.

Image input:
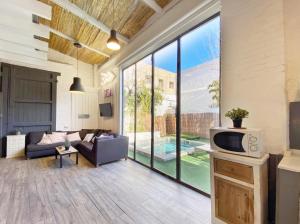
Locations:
14;103;51;123
15;79;52;101
15;125;52;133
0;63;59;156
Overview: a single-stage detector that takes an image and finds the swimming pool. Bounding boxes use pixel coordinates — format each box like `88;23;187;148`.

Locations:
134;137;204;161
154;142;193;154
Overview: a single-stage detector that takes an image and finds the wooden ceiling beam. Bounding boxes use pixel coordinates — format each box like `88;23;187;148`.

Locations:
49;0;129;43
45;26;110;58
140;0;163;13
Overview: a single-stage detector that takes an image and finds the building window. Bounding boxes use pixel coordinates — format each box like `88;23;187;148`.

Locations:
169;81;174;89
159;79;163;89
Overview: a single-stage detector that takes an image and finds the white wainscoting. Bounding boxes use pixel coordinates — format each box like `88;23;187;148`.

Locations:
71;88;99;131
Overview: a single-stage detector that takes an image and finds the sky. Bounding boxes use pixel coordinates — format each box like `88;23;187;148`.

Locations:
153;16;220;73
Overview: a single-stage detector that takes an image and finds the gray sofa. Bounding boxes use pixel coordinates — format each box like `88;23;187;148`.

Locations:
25;129;110;159
76;135;129;167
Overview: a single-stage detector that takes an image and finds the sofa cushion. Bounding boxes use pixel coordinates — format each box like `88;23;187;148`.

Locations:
95;129;111;137
66;132;81;142
38;134;52;145
79;129;96;140
49;132;67;143
28;131;45;144
83;133;94;142
78;142;93;151
27;142;64;152
71;140;81;147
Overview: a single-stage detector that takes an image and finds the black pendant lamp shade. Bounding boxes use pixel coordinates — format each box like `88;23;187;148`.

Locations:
70;77;84;92
70;42;84;93
107;29;120;50
106;0;121;51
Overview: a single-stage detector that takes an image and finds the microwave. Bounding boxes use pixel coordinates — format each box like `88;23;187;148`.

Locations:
210;127;265;158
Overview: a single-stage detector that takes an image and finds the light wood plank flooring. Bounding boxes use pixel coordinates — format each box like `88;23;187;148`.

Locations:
0;155;211;224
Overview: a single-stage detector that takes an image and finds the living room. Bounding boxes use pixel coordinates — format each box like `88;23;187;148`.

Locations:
0;0;300;223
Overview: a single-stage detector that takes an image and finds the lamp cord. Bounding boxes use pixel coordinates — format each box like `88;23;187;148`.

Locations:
113;0;115;29
77;46;78;77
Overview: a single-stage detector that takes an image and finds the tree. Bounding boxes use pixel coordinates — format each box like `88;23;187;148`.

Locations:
208;80;220;108
136;86;163;113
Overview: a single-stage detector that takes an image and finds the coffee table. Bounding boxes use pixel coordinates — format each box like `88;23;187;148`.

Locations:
55;146;79;168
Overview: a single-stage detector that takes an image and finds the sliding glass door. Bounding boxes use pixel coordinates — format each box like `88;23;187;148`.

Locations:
123;65;136;159
153;42;178;178
180;16;220;193
135;56;152;166
122;15;220;195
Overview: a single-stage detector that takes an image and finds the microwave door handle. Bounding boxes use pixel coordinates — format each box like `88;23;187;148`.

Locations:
242;134;248;154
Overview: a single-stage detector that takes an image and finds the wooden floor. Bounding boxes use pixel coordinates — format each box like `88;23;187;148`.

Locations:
0;155;211;224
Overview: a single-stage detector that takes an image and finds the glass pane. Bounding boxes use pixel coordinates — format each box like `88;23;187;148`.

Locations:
123;65;136;159
153;42;177;178
180;16;220;193
135;56;152;166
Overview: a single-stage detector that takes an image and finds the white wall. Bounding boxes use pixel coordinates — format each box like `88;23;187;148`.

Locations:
98;77;120;133
48;49;98;130
221;0;288;154
49;49;98;131
284;0;300;102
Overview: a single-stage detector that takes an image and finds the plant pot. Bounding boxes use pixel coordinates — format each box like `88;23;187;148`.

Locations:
65;146;70;150
233;119;242;128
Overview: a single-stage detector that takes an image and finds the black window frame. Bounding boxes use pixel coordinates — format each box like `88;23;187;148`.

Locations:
121;13;221;197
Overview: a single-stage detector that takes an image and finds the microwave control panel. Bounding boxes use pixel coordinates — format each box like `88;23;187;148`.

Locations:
248;134;259;152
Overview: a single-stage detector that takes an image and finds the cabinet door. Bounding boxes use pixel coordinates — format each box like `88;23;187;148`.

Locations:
215;177;254;224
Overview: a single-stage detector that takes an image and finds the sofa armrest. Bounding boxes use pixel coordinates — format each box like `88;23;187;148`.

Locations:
94;136;129;165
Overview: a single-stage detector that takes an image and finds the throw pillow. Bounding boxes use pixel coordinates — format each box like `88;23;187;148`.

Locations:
49;132;66;143
66;132;81;142
37;134;52;145
83;133;94;142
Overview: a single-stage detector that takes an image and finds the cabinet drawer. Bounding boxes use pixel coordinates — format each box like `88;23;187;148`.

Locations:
214;158;254;184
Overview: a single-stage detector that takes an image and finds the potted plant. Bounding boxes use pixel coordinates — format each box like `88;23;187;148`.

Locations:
225;108;249;128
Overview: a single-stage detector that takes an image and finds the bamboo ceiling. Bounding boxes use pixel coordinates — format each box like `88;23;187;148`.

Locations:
38;0;173;65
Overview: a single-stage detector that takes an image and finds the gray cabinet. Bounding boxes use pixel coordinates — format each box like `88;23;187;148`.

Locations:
276;150;300;224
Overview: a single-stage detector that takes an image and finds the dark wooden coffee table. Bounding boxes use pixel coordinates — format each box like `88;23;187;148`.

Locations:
55;146;79;168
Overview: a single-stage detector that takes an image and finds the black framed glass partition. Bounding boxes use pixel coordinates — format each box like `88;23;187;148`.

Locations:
123;65;136;159
122;14;220;195
153;41;178;178
180;16;220;193
135;56;152;166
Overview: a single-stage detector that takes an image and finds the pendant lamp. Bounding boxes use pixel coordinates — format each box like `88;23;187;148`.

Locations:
107;0;120;50
70;42;84;93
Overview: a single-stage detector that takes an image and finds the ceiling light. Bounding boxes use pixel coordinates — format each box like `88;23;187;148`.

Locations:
107;0;121;51
107;30;120;50
70;42;85;93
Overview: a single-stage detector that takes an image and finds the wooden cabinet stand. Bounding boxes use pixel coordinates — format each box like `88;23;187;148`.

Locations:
210;151;269;224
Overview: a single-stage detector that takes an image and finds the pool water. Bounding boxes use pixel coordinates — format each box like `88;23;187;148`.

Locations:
154;143;193;154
